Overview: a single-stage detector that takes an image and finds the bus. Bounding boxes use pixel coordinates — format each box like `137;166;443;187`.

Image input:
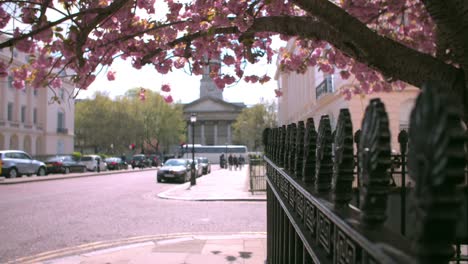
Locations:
179;144;248;164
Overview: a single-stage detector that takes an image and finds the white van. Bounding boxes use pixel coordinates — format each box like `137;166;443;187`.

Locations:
81;155;107;172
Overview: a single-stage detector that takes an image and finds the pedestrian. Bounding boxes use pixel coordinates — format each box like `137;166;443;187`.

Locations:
219;154;225;169
228;154;233;170
233;155;238;170
239;155;245;169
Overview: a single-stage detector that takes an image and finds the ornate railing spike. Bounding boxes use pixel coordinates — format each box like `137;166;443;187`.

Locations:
316;115;333;193
332;109;354;207
359;98;391;225
407;82;465;264
303;118;317;184
288;123;297;175
295;121;305;179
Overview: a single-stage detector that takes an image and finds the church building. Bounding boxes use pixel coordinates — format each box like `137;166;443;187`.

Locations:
183;60;245;145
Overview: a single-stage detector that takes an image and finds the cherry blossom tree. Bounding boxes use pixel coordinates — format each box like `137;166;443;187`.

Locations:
0;0;466;118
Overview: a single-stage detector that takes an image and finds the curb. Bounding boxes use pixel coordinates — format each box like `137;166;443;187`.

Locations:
6;232;267;264
0;168;158;185
157;183;267;202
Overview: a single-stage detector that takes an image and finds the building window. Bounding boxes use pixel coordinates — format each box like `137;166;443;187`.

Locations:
33;108;37;124
60;88;65;100
57;111;64;129
7;102;13;121
316;75;334;99
8;76;13;89
33;89;38;96
21;106;26;123
57;110;67;133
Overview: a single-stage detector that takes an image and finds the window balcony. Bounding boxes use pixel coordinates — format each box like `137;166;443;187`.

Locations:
315;75;334;99
57;127;68;134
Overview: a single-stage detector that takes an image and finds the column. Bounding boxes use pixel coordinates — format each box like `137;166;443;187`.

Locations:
201;122;205;145
227;122;231;144
214;122;218;145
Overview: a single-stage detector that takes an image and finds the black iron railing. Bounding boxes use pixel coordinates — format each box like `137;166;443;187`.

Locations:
263;82;467;264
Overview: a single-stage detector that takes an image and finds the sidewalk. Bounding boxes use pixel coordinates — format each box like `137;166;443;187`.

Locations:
5;165;268;264
158;165;267;201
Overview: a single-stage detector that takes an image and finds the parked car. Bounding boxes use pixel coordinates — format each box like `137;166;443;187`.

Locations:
131;154;150;169
157;158;191;183
197;157;211;175
186;158;203;178
44;155;87;174
81;155;107;172
0;150;47;178
105;157;127;170
148;154;161;167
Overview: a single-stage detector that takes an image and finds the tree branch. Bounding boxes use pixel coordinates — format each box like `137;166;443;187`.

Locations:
250;16;460;90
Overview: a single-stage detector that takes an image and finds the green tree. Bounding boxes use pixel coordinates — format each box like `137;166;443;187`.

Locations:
233;100;277;152
75;89;185;155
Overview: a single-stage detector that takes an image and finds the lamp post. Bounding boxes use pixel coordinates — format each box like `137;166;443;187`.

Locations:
190;113;197;186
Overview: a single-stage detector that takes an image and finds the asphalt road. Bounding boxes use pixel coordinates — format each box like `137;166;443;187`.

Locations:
0;168;266;262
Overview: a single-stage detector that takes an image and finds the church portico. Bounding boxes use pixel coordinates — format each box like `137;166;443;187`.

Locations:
183;59;245;146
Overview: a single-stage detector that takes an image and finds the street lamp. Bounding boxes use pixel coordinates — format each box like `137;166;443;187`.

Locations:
190;113;197;186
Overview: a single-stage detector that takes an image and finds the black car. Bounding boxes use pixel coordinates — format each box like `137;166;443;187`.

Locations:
131;154;150;169
197;157;211;175
44;155;87;174
157;158;191;183
105;157;127;170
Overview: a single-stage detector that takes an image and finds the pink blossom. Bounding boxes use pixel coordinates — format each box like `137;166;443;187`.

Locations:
274;89;283;97
213;77;226;89
13;79;25;89
0;6;11;28
259;75;271;84
164;95;173;103
21;7;36;24
14;28;35;53
13;67;28;80
51;78;62;88
223;75;236;85
223;55;236;65
340;71;350;80
161;84;171;92
107;71;116;81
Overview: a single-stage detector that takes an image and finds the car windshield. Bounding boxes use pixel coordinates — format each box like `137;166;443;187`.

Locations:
164;159;186;166
198;158;208;163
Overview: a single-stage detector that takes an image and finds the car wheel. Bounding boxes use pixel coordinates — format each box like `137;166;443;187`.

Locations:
157;177;162;183
64;167;70;174
8;168;18;178
37;167;46;176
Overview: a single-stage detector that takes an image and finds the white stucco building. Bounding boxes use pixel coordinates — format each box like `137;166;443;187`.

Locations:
0;48;75;156
275;40;419;151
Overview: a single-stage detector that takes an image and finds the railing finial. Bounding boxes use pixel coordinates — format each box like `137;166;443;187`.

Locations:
332;109;354;207
359;98;391;225
303;117;317;184
407;81;465;263
316;115;333;193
